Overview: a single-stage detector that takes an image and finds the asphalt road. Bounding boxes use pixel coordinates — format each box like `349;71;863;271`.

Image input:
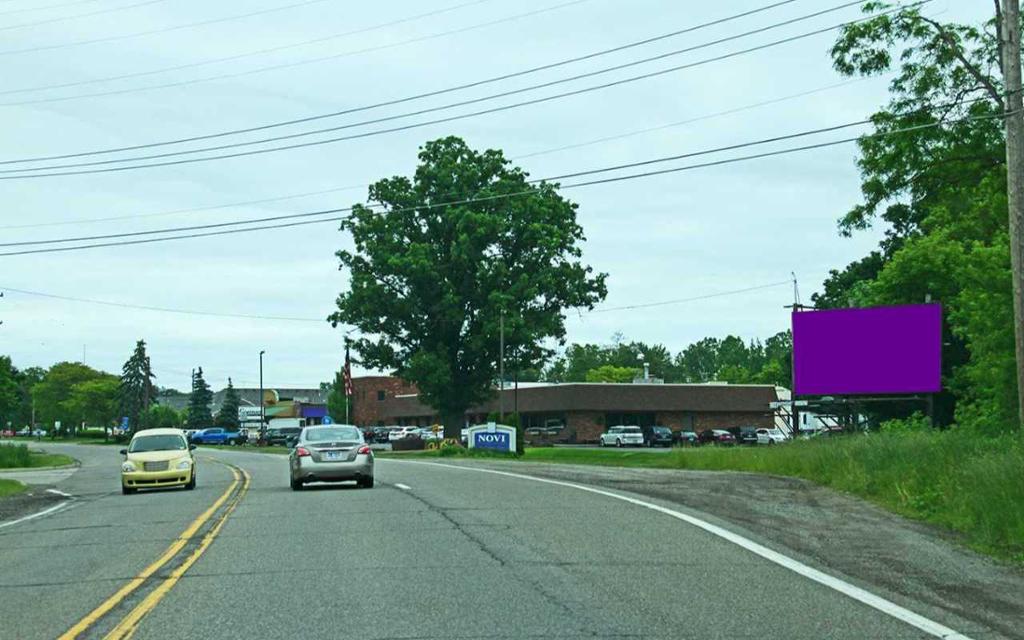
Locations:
0;443;1005;640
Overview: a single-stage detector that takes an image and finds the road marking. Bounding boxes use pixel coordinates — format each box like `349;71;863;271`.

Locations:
0;499;70;530
103;468;252;640
387;460;973;640
395;483;411;490
58;465;242;640
46;488;73;497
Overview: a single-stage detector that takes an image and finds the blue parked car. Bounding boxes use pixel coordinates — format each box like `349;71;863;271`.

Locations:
189;428;244;445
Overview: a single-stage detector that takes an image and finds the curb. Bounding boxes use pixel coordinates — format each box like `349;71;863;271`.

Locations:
0;460;81;473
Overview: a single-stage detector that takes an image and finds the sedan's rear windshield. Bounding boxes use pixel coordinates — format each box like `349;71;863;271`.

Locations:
129;435;186;452
304;427;361;442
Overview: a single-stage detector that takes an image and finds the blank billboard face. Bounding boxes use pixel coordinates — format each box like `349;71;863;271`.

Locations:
793;304;942;396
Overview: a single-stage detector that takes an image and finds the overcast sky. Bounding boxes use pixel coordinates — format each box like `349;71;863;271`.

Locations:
0;0;989;391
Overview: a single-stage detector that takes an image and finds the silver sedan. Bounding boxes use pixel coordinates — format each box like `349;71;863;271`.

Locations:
289;426;374;490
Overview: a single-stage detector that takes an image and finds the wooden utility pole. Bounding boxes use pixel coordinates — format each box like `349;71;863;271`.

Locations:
1000;0;1024;428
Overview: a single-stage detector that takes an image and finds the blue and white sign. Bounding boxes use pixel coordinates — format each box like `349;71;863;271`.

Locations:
466;422;516;452
322;416;333;425
121;416;130;430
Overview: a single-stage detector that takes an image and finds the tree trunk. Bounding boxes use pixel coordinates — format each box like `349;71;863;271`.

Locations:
441;410;464;441
1000;0;1024;429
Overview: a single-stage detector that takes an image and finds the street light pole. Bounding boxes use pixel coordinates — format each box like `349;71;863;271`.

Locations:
259;350;266;444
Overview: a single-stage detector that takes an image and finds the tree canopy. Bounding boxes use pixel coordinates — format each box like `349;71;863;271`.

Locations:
822;2;1017;430
117;339;157;435
215;378;240;430
331;136;607;436
186;367;214;429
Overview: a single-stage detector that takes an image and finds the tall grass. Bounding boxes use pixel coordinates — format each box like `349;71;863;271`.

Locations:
0;443;74;469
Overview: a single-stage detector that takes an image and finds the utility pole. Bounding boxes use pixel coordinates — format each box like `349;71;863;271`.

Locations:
499;312;505;422
259;350;266;444
1000;0;1024;428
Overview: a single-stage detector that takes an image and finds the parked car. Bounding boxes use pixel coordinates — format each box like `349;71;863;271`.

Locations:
733;426;760;446
266;427;302;446
420;427;443;442
16;428;47;437
676;430;699;446
371;426;393;443
599;425;645;447
698;429;736;446
525;426;546;436
120;428;196;495
756;427;787;445
189;428;245;445
642;425;674;447
289;425;373;490
389;426;421;442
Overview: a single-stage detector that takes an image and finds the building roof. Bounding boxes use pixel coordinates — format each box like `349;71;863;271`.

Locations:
379;382;778;418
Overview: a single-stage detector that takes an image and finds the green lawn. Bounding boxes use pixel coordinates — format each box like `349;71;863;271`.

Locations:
0;443;76;469
0;478;27;498
389;432;1024;564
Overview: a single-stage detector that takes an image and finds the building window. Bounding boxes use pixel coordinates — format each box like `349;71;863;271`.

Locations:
377;390;386;401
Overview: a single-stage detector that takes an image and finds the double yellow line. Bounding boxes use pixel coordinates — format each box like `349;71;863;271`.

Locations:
59;462;251;640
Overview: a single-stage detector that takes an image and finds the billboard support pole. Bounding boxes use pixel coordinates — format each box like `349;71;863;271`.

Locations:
787;273;805;439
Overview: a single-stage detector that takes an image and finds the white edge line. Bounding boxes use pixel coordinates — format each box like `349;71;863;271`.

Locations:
384;459;973;640
394;483;411;490
46;488;73;497
0;500;70;530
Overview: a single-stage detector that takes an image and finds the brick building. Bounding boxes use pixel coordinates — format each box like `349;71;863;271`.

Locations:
351;377;776;442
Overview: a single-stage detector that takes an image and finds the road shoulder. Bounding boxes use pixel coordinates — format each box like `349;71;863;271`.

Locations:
436;459;1024;640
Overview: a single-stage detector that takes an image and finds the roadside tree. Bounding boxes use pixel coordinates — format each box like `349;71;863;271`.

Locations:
215;378;241;430
117;339;157;435
186;368;214;429
331;137;607;438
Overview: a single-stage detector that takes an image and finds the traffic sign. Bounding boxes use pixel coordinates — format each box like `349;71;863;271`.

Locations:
466;422;516;452
322;416;333;425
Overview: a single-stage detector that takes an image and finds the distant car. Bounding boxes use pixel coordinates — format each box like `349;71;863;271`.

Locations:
420;427;443;442
120;428;196;495
676;430;699;446
17;427;46;437
389;426;420;442
599;425;644;447
643;426;674;448
1;429;13;438
289;425;373;490
734;426;760;446
189;428;244;445
266;427;302;446
699;429;736;446
757;427;787;445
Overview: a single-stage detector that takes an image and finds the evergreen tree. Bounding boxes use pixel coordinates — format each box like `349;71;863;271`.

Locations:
215;378;241;430
187;367;213;429
325;369;349;424
116;340;157;435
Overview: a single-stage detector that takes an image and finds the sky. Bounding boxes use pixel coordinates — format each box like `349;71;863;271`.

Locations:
0;0;991;391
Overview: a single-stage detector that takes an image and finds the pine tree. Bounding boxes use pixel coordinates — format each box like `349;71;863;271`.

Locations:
187;367;213;429
117;340;157;435
215;378;241;431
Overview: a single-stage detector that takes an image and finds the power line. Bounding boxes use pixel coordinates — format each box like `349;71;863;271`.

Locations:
0;0;578;104
0;285;327;322
0;6;901;180
0;117;879;247
590;281;793;312
0;77;871;231
0;110;1005;257
0;0;800;164
0;0;341;56
0;0;168;32
0;279;795;322
0;0;105;18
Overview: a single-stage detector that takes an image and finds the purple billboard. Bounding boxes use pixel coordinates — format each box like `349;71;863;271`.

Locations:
792;304;942;397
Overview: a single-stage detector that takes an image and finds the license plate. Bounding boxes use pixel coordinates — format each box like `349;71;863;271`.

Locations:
323;451;341;461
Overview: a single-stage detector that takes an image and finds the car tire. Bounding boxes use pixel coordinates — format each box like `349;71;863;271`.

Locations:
768;440;775;446
290;477;303;491
185;471;196;490
121;485;135;495
616;439;623;448
358;476;374;489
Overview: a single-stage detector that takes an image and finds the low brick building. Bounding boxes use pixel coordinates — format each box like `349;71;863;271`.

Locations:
351;377;776;442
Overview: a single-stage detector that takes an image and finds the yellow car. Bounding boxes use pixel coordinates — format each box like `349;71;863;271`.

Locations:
120;428;197;495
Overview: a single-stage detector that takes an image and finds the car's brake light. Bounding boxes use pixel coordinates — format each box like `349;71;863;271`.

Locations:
296;447;311;457
357;445;371;455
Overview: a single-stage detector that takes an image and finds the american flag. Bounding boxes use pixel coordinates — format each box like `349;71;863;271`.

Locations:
343;345;354;397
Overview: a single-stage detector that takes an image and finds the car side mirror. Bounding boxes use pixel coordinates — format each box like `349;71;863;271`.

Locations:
189;444;197;450
119;449;127;455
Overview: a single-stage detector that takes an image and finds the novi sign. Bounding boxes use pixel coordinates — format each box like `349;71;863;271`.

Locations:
466;422;517;452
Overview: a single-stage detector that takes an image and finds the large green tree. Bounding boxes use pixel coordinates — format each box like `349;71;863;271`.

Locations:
0;356;20;429
117;340;157;435
826;2;1016;429
186;367;214;429
215;378;241;430
32;362;113;433
63;378;119;429
324;369;350;424
331;137;607;436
